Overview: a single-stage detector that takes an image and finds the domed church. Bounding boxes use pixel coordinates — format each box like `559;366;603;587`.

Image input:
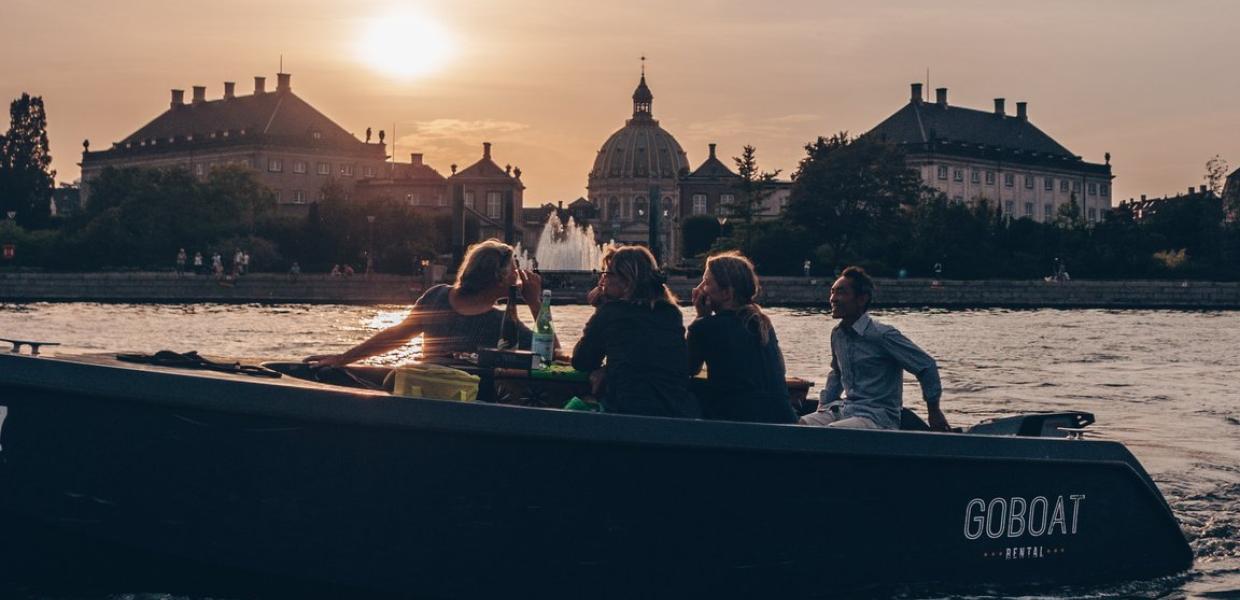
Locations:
587;67;689;261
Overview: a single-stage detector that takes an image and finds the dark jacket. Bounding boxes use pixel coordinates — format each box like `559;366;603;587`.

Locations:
687;310;795;424
572;300;700;418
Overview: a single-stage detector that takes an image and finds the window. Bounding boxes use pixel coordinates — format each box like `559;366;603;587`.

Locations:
273;190;282;202
971;170;980;184
1024;175;1034;189
464;192;475;210
317;162;330;175
1060;180;1069;192
1100;184;1110;197
311;131;321;140
1044;203;1054;219
268;158;282;172
620;197;632;220
779;196;790;210
952;195;964;203
692;194;707;215
293;190;305;203
340;164;354;177
240;159;251;169
608;197;619;220
1004;173;1015;187
293;160;307;174
364;166;375;177
720;194;734;213
195;164;205;177
986;171;996;185
1004;200;1014;216
1088;183;1098;196
1088;208;1098;221
436;194;446;207
1044;178;1054;191
937;166;948;180
1024;202;1034;216
1072;181;1081;193
486;192;502;219
953;169;963;182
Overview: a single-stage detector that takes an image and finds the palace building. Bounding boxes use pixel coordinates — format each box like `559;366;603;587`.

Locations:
78;73;388;215
586;69;689;258
866;84;1114;224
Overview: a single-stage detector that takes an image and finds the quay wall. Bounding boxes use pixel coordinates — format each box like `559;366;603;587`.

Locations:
1;272;1239;309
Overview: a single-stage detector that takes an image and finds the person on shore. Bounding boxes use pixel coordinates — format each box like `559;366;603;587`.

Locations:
688;252;796;424
305;239;543;367
801;266;949;431
571;245;699;418
175;248;187;277
288;261;301;282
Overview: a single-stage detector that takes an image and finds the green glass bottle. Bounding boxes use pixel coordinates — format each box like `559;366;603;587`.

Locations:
531;290;554;367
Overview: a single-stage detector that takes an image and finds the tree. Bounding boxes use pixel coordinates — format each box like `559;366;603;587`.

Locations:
783;132;924;268
1204;154;1229;196
680;215;721;258
0;94;55;227
723;145;780;254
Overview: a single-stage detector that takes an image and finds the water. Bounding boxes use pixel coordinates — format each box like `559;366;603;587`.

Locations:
515;213;605;271
1;303;1238;599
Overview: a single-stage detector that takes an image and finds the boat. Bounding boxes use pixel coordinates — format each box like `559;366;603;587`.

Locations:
0;348;1193;597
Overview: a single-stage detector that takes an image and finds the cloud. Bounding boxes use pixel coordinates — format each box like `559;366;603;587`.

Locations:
684;113;823;138
404;118;529;140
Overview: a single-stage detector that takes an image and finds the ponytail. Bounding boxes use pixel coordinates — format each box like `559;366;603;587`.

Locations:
705;252;774;345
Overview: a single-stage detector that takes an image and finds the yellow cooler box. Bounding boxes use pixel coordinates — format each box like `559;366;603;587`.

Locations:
388;364;480;402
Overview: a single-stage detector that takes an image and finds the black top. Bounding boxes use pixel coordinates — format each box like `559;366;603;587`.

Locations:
412;285;532;361
687;310;795;424
571;301;700;418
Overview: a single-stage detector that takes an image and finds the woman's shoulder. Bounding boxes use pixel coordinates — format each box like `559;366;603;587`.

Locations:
414;284;452;307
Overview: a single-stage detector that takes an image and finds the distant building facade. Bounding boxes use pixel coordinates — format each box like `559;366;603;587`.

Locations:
678;143;792;224
1120;185;1219;222
866;84;1114;224
352;153;448;211
1225;168;1240;222
79;73;387;214
586;71;688;259
448;142;526;244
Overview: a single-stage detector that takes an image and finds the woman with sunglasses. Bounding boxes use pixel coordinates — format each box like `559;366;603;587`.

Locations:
305;239;543;367
571;245;700;418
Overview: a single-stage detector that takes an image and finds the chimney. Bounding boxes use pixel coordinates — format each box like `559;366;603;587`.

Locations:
994;98;1005;116
1200;185;1208;194
911;83;923;103
483;142;492;159
410;153;423;166
170;89;185;108
1189;186;1196;195
254;76;266;94
276;72;291;92
1141;194;1147;201
708;143;717;159
223;81;235;99
191;85;206;104
935;87;948;107
1016;101;1028;120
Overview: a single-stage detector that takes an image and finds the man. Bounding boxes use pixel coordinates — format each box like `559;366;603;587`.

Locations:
801;266;949;431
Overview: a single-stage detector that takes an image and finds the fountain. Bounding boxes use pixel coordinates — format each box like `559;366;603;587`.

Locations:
515;213;605;271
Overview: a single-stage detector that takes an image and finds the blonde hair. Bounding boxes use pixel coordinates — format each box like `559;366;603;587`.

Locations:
601;244;678;307
454;239;514;295
706;251;774;345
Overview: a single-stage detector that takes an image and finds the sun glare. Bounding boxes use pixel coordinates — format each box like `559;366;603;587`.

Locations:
357;12;455;79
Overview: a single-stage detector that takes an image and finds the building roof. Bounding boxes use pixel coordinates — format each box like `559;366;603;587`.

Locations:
682;144;737;181
866;95;1075;158
95;74;381;158
449;142;522;185
589;73;689;184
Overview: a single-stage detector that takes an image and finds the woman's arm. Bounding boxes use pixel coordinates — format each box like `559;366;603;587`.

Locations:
305;309;425;367
686;318;708;376
571;308;608;372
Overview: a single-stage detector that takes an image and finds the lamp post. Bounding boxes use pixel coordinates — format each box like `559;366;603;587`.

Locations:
366;215;376;275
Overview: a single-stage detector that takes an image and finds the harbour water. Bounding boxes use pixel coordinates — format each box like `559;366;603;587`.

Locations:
1;302;1237;598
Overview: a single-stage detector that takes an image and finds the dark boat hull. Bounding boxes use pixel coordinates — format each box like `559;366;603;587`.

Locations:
0;353;1192;597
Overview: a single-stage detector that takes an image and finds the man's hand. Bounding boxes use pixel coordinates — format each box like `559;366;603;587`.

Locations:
927;405;951;432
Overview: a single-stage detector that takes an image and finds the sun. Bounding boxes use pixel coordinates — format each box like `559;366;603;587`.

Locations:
356;12;456;79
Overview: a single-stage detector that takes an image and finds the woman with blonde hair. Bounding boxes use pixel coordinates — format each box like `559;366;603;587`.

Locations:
571;245;700;418
305;239;543;367
687;251;795;423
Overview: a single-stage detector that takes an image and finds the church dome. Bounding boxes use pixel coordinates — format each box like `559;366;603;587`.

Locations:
589;73;689;182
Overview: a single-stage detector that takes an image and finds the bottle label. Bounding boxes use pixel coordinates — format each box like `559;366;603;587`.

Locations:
531;333;554;366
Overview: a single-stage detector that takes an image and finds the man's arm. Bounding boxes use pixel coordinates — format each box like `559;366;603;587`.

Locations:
881;329;950;430
819;344;842;406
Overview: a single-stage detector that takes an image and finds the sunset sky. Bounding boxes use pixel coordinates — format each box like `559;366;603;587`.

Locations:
4;0;1238;205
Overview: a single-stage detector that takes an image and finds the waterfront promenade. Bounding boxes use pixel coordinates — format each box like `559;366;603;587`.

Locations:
2;271;1239;308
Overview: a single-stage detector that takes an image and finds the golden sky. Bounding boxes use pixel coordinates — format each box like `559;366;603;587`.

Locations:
3;0;1238;205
